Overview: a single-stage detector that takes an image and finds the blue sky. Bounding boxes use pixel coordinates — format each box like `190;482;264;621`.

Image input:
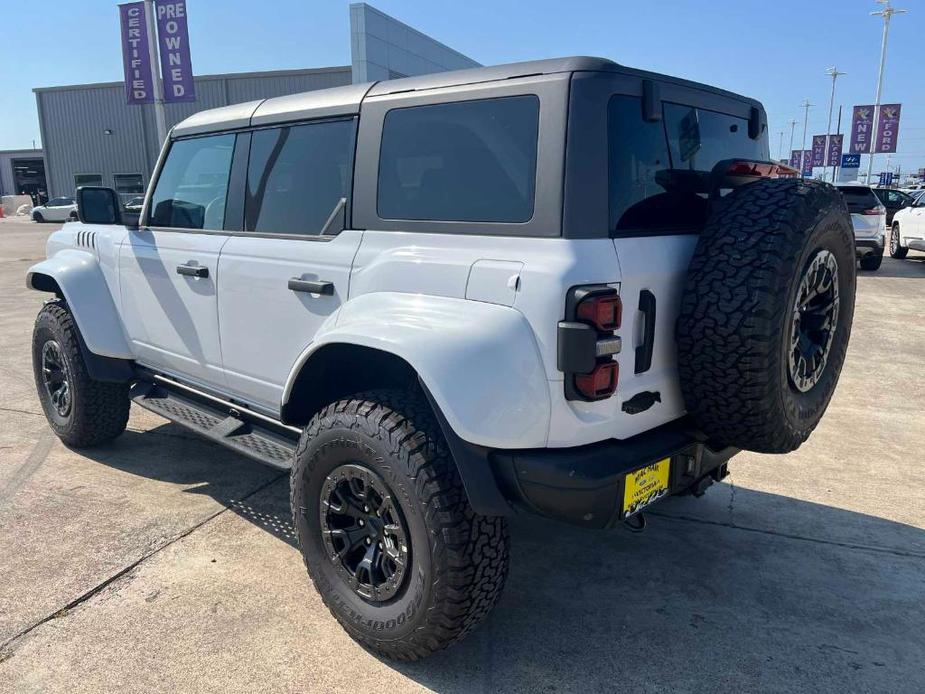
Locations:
2;0;923;174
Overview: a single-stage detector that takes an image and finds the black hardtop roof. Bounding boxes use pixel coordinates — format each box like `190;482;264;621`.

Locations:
172;56;761;137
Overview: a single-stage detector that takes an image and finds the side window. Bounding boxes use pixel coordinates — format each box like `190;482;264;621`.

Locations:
74;174;103;188
149;133;235;230
245;119;355;235
377;95;539;223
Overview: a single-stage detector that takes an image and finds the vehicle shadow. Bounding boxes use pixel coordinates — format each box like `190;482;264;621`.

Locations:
866;253;925;278
78;422;925;694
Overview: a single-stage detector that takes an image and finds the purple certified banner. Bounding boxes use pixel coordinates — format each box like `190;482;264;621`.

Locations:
156;0;196;103
875;104;901;153
850;105;874;154
826;134;843;166
790;149;802;169
119;2;154;104
801;150;813;177
811;135;827;167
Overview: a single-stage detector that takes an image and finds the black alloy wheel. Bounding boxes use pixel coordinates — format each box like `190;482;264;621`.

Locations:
788;249;840;393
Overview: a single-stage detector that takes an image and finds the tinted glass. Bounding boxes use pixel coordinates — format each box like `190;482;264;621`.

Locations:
149;134;235;229
378;95;539;223
114;174;144;195
663;103;765;174
837;186;880;213
608;94;700;232
245;119;355;235
74;174;102;188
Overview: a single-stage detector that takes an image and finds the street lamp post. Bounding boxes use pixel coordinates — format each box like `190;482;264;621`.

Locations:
788;118;798;160
865;1;907;181
800;100;812;175
824;66;846;182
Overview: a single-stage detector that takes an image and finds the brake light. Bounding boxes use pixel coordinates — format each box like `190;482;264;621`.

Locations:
726;160;800;179
575;362;619;400
862;208;883;215
576;293;622;331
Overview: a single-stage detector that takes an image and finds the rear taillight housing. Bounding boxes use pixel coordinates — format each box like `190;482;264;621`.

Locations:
862;207;883;215
558;286;622;401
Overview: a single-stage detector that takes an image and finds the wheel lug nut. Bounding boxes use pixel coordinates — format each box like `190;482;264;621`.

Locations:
365;538;371;545
363;506;369;512
358;520;364;527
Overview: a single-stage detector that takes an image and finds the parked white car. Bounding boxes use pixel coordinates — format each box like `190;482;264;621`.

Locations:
31;197;77;223
834;183;887;271
889;189;925;259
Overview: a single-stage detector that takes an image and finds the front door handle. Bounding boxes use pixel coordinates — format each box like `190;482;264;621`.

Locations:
288;278;334;295
176;264;209;278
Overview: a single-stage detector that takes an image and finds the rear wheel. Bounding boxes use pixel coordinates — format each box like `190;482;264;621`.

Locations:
889;224;908;259
33;212;44;223
290;390;509;660
677;178;856;453
32;301;130;447
859;250;883;271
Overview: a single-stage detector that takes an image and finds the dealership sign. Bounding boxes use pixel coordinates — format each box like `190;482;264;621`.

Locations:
155;1;196;102
875;104;901;153
801;150;813;177
790;150;802;169
850;105;874;154
119;2;154;104
826;134;843;166
811;135;827;167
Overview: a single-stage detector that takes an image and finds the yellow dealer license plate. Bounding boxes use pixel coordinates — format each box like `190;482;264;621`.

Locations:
622;458;670;518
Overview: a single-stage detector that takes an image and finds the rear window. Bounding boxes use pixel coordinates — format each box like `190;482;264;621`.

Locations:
377;95;539;223
609;96;767;235
837;186;879;213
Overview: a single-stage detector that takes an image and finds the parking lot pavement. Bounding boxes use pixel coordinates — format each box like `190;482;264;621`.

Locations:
1;218;923;693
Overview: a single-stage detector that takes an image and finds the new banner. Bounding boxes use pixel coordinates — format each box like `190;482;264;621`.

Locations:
811;135;827;167
802;150;813;177
119;2;154;104
875;104;901;153
850;105;874;154
826;134;843;166
156;0;196;102
790;149;802;168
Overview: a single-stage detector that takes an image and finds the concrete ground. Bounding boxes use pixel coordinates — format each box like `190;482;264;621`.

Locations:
0;217;923;694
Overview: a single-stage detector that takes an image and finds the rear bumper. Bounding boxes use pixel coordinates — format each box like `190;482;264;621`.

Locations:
855;237;884;256
490;418;738;529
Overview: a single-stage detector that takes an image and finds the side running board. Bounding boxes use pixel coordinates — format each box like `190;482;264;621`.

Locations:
131;379;297;470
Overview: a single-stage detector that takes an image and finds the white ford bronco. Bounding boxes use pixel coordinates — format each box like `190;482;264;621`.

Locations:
27;57;856;660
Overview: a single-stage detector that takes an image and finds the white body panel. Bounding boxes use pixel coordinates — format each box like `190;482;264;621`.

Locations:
850;211;886;241
893;205;925;247
118;229;229;390
32;199;77;222
217;231;363;412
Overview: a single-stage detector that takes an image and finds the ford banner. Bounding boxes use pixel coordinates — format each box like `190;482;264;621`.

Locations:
155;0;196;103
826;134;843;166
119;2;154;104
875;104;901;153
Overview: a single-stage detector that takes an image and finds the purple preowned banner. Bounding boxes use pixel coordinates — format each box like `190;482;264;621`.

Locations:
850;105;874;154
156;0;196;103
119;2;154;104
875;104;901;153
801;150;813;177
827;134;843;166
811;135;827;167
790;149;802;169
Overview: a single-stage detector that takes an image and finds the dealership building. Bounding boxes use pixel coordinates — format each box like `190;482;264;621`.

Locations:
33;3;479;199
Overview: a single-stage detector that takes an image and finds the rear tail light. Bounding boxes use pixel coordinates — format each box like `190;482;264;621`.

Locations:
862;208;883;215
725;160;800;179
558;286;622;402
575;362;619;400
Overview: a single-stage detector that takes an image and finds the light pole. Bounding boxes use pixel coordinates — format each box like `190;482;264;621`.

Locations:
788;118;798;160
777;130;785;160
824;66;846;182
800;100;812;175
865;1;907;181
144;0;167;146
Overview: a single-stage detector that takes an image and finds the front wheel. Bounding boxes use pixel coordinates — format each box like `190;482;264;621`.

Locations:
890;224;908;259
290;390;509;660
32;300;130;447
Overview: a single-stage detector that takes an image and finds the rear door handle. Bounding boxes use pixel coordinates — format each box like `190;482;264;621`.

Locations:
288;278;334;295
176;264;208;278
634;289;656;374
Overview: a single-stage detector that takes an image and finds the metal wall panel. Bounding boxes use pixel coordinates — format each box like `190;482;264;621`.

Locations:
35;68;351;198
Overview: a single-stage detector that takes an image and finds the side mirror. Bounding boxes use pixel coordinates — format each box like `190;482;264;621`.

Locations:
77;186;122;225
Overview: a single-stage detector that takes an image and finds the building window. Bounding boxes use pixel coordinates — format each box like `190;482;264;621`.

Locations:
113;174;144;195
377;95;540;223
74;173;103;188
245;119;355;236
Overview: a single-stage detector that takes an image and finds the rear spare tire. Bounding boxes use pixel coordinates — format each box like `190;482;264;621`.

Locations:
676;178;856;453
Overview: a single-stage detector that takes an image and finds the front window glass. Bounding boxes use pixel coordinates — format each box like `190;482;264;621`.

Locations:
149;134;235;229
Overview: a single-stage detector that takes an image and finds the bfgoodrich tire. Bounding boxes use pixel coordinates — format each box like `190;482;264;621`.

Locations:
32;300;130;447
677;178;856;454
290;390;509;661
